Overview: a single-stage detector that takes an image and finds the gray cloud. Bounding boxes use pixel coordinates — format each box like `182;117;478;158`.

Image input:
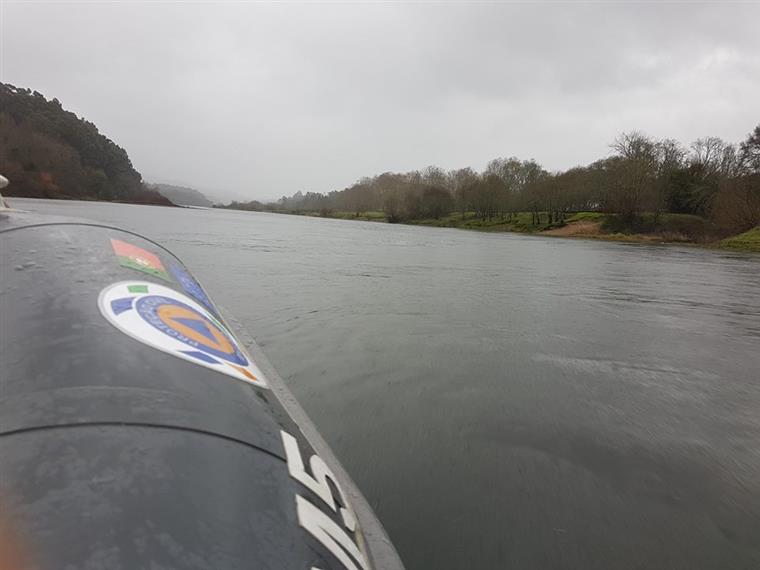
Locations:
2;2;758;200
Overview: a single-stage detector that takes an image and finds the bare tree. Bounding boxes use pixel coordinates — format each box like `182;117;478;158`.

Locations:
609;132;658;220
449;167;478;219
611;131;657;161
712;175;760;232
690;137;730;175
421;166;448;188
739;124;760;174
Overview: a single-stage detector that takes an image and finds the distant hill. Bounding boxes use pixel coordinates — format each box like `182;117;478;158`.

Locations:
149;183;214;207
215;198;270;212
0;83;171;205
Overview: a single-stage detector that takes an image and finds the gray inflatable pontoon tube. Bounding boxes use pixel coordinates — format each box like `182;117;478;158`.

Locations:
0;208;404;570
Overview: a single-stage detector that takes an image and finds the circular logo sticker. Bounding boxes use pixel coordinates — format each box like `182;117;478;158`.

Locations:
99;281;268;388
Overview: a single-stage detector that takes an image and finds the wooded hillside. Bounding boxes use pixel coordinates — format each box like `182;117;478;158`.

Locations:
0;83;171;205
150;183;213;207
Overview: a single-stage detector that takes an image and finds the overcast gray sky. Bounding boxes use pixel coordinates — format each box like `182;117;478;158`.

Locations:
2;2;759;201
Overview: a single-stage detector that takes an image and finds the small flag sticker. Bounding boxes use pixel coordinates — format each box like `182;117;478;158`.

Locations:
110;238;171;281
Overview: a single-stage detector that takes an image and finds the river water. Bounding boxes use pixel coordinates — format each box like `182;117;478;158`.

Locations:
11;198;760;569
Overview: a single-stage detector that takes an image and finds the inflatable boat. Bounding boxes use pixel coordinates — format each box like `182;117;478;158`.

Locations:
0;176;404;570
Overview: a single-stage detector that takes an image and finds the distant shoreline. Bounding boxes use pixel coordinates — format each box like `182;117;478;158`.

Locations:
287;209;760;253
9;196;759;253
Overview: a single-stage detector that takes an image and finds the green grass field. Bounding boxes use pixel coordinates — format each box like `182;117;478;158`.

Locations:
717;227;760;252
565;212;606;223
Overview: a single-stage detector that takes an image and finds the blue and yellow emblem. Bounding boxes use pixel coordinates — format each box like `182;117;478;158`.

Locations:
99;281;267;387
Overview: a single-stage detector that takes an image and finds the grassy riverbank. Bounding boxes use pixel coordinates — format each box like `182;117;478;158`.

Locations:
298;210;760;252
717;226;760;252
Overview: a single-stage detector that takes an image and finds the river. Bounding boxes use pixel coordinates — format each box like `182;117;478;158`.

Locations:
10;198;760;569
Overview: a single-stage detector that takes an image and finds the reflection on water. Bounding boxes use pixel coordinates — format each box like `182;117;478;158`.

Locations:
14;198;760;569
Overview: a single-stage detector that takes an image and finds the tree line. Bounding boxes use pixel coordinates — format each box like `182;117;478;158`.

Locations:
222;124;760;235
